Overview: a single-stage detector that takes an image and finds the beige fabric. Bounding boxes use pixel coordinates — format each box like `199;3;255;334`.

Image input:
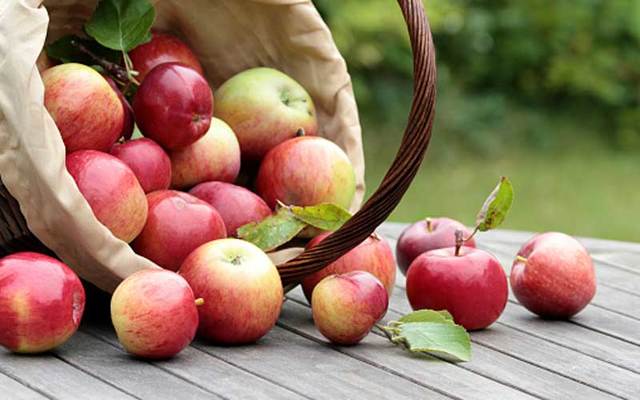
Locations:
0;0;364;292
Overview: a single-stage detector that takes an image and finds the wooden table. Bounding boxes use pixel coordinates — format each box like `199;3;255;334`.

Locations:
1;223;639;399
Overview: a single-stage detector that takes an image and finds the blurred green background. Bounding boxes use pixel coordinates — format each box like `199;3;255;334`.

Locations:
315;0;640;242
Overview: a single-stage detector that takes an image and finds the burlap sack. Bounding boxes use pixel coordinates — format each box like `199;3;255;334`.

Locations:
0;0;364;292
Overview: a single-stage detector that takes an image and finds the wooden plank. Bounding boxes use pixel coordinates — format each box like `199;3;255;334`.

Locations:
498;302;640;374
0;373;48;400
86;323;307;400
287;288;622;400
385;285;640;399
193;323;451;399
55;330;218;400
0;348;133;400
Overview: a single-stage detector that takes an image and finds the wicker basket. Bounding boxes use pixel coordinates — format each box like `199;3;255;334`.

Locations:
0;0;436;289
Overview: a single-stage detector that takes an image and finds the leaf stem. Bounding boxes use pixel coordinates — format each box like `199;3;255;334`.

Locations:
70;39;130;83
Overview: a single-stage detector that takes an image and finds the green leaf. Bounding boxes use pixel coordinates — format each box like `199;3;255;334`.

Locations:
237;208;306;252
475;176;514;232
85;0;155;52
289;203;352;231
398;309;454;324
394;322;471;362
46;35;121;64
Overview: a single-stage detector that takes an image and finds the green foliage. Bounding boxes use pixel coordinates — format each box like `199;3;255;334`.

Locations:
316;0;640;149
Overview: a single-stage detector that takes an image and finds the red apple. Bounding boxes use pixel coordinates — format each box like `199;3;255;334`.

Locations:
43;63;123;152
396;217;476;275
133;63;213;150
129;32;204;82
510;232;596;319
66;150;148;243
103;75;134;140
214;67;317;159
189;181;271;237
0;252;85;353
170;118;241;189
406;247;508;330
312;271;388;345
132;190;226;271
256;136;356;209
302;233;396;303
179;238;283;344
111;269;199;359
110;138;172;193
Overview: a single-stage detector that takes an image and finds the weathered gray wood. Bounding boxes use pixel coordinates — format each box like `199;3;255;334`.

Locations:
86;324;307;400
287;288;623;400
0;373;48;400
498;302;640;374
194;324;448;400
55;331;217;400
0;348;133;400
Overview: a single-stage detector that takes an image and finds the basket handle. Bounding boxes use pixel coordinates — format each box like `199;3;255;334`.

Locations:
277;0;436;285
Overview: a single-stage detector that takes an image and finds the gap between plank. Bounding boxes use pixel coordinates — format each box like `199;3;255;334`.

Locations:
0;368;56;400
81;329;228;400
284;296;546;400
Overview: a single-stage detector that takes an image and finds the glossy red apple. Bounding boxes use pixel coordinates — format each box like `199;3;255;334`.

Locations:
312;271;388;345
133;63;213;150
170;118;241;189
189;181;271;237
302;233;396;303
256;136;356;209
110;138;172;193
214;67;317;160
43;63;123;152
511;232;596;319
129;32;204;82
111;269;200;359
0;252;85;353
132;190;226;271
179;238;283;344
66;150;148;243
396;217;476;275
406;246;508;330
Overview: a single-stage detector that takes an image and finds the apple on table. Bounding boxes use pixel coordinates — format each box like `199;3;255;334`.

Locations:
0;252;85;353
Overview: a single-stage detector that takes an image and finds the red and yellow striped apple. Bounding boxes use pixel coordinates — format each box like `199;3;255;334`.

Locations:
179;239;283;344
312;271;388;345
170;118;241;189
256;136;356;209
43;63;124;152
0;252;85;353
66;150;148;243
111;269;199;359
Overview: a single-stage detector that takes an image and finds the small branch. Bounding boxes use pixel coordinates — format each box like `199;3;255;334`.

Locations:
70;39;130;84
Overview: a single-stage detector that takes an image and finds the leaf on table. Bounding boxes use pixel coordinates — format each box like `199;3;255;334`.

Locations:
85;0;155;52
237;208;306;252
393;322;471;362
397;309;454;324
289;203;352;231
475;176;514;232
46;35;121;64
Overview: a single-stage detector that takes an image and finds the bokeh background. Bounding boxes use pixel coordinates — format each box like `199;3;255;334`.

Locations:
315;0;640;242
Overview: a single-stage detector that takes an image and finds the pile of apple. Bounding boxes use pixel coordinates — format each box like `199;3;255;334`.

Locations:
0;32;399;357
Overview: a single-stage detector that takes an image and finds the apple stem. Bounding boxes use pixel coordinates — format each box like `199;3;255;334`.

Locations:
195;298;205;306
70;39;130;84
296;128;306;137
425;217;433;233
515;255;528;264
454;229;464;256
